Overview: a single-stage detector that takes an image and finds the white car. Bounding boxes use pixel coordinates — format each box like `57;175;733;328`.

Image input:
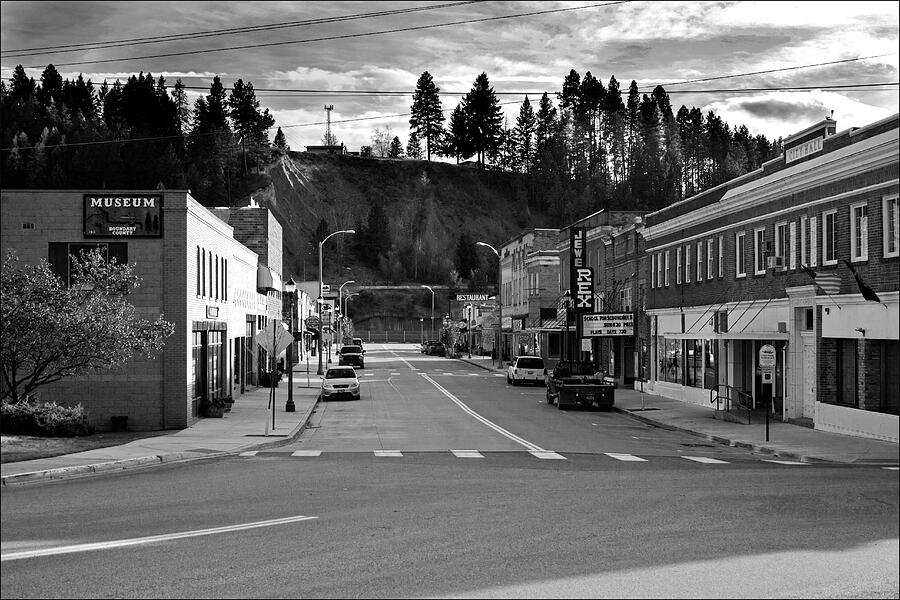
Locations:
320;366;361;401
506;356;546;386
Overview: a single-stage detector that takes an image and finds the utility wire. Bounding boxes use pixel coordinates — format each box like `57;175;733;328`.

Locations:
11;1;631;69
2;1;482;57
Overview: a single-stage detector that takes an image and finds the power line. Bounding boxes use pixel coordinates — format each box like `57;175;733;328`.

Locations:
12;2;631;69
2;1;481;57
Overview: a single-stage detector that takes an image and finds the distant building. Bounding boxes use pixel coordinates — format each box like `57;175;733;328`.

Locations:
304;144;346;155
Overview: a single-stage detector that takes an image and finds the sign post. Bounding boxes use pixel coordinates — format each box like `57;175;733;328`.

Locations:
759;344;777;441
255;321;294;435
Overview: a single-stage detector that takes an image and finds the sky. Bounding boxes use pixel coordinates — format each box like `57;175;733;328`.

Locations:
1;1;898;154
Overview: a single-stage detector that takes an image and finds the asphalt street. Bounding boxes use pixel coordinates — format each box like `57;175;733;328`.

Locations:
2;347;898;598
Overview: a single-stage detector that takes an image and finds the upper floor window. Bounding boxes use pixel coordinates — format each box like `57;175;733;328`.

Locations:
735;231;746;278
706;238;715;280
664;250;670;287
775;222;789;271
657;252;664;289
717;235;724;278
754;227;766;275
650;254;656;289
810;215;818;267
822;209;837;265
676;246;683;284
850;202;869;262
685;244;691;283
48;242;128;287
884;194;899;258
696;241;704;282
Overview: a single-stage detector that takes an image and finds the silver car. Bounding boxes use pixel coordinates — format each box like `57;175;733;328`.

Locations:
506;356;545;386
320;366;361;401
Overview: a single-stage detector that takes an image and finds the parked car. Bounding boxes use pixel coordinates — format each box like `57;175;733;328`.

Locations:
421;340;438;353
320;366;360;401
545;360;614;410
425;341;446;356
352;337;366;353
507;356;546;386
338;345;364;368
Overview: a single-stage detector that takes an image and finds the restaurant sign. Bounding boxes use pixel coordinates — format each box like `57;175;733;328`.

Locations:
582;313;634;337
84;194;163;238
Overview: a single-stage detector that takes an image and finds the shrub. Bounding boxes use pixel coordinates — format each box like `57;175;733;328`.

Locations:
0;398;92;437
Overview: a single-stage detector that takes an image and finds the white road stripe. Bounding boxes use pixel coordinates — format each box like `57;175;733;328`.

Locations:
238;451;258;457
883;466;900;471
374;450;403;457
0;515;318;562
605;453;648;462
529;451;566;460
291;450;322;457
451;450;484;459
763;459;808;465
420;373;546;452
682;456;729;464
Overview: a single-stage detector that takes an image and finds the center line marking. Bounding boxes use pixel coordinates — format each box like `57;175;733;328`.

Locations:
0;515;318;562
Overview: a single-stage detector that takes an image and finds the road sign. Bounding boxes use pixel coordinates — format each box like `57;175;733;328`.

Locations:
256;321;294;356
759;344;777;368
321;284;331;293
305;315;320;329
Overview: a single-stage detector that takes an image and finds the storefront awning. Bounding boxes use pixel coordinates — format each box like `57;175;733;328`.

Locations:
661;331;790;340
257;264;274;292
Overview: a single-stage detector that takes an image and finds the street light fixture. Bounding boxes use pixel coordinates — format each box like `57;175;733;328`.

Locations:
476;241;502;367
283;277;297;412
420;285;434;340
318;229;355;375
345;292;360;327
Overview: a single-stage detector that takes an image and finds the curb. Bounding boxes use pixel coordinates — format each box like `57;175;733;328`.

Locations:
1;397;321;487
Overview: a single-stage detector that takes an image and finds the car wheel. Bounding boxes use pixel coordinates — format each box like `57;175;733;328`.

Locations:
511;378;518;386
546;391;554;405
507;375;512;385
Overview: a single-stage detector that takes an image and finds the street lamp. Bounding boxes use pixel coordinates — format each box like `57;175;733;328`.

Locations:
283;277;297;412
318;229;355;375
476;241;501;367
420;285;434;340
345;292;360;329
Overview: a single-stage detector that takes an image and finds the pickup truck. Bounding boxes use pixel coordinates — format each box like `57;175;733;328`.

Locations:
545;360;615;410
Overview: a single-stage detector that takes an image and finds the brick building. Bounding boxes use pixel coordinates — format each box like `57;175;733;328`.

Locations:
1;189;285;430
642;114;898;442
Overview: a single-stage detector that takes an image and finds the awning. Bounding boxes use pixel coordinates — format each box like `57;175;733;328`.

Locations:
256;264;274;292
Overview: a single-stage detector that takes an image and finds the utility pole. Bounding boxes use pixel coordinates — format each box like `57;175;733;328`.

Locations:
324;105;334;145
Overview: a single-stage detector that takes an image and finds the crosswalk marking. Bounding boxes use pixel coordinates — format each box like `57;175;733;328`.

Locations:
605;453;648;462
291;450;322;457
529;450;566;460
682;456;729;464
450;450;484;458
374;450;403;457
238;451;258;457
763;459;807;465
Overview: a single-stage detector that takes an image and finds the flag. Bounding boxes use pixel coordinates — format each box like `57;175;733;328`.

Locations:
800;263;841;295
843;260;882;303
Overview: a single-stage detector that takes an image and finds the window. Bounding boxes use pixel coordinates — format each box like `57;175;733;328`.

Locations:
650;254;656;288
224;258;228;301
775;222;789;271
657;253;663;289
676;247;682;284
686;339;703;388
789;221;797;270
201;249;206;296
822;209;837;265
664;250;670;286
754;227;766;275
735;231;746;278
884;195;899;258
703;339;718;390
696;242;703;282
657;337;681;384
685;245;691;283
850;202;868;262
214;254;219;300
706;239;714;280
196;246;201;295
717;235;724;278
836;339;858;407
810;215;818;267
881;340;899;414
800;216;808;266
48;242;128;287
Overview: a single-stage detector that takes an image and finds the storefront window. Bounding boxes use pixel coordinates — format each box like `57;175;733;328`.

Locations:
657;337;681;383
837;339;858;406
703;339;718;390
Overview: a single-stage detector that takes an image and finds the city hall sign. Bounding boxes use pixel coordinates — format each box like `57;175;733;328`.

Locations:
84;194;163;238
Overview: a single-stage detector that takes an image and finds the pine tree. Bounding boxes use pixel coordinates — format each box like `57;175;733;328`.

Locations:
463;73;503;169
8;65;37;103
273;127;288;150
171;79;192;134
37;64;64;107
388;135;403;158
409;71;444;161
406;130;423;159
442;102;472;163
514;96;536;173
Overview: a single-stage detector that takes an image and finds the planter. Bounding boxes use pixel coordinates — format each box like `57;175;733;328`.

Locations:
202;405;225;418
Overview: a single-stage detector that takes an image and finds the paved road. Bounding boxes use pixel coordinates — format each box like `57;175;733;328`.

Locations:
2;347;898;598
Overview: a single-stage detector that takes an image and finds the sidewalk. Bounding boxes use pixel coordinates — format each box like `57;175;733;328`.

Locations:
461;355;900;465
1;373;323;485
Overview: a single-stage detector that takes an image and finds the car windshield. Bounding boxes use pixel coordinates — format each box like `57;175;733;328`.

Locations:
326;368;355;379
340;346;361;354
517;358;544;369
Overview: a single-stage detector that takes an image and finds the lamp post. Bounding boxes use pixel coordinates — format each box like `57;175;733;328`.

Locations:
420;285;434;340
420;318;424;345
476;241;501;367
339;280;355;345
563;290;572;361
283;277;297;412
345;292;360;334
318;229;355;375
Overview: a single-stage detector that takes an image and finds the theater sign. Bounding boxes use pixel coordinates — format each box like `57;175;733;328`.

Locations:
582;313;634;337
84;194;163;237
